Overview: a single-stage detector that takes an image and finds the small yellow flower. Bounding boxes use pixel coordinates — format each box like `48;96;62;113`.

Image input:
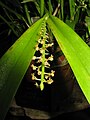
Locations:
50;70;55;77
37;59;42;63
38;38;41;43
47;78;53;84
37;69;41;75
32;56;36;60
46;43;54;48
45;61;50;67
31;64;37;70
35;82;39;88
45;75;49;79
40;40;44;44
35;44;40;51
31;73;41;81
48;55;53;61
39;48;44;54
31;73;35;80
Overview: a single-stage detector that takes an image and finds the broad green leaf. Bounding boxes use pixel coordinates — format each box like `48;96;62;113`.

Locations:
0;17;45;120
65;19;75;29
47;15;90;103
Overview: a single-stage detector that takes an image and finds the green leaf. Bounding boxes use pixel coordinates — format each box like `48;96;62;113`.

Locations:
69;0;75;20
21;0;35;3
65;19;75;29
85;16;90;34
0;17;45;120
87;9;90;16
60;0;64;20
24;3;32;26
47;15;90;103
40;0;44;17
48;0;53;15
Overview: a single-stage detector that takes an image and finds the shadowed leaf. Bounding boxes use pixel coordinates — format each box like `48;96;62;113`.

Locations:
47;15;90;103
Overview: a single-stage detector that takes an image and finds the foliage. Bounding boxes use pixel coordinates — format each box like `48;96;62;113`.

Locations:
0;0;90;120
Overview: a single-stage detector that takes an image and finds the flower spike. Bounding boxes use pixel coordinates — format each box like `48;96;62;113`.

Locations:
31;20;55;90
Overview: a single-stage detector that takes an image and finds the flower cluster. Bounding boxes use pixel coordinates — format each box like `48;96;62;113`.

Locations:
31;21;55;90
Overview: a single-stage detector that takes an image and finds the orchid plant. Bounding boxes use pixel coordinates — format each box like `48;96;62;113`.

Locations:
0;0;90;120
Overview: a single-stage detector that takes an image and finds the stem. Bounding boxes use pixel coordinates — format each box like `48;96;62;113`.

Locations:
53;3;60;16
41;35;45;83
